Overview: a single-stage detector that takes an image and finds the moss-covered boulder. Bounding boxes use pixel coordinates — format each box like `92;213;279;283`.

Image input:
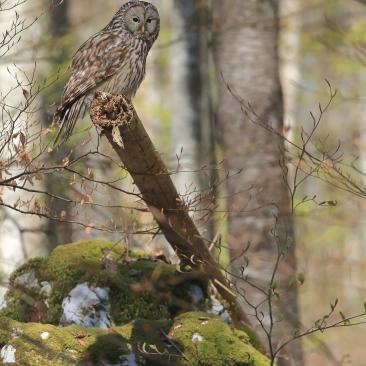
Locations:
0;312;269;365
0;239;270;365
1;240;209;326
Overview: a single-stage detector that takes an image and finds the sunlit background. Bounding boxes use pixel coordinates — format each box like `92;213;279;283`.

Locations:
1;0;366;364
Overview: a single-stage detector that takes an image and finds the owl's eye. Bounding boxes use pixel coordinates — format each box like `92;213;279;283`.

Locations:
146;18;152;24
132;17;140;23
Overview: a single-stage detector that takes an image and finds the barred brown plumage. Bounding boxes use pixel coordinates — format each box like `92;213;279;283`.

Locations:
53;1;160;145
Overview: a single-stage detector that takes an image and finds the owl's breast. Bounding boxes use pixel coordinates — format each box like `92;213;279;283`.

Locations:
98;40;148;99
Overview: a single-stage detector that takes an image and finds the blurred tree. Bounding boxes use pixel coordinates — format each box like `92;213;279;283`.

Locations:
170;0;215;235
280;0;301;139
212;1;302;365
42;0;72;248
50;0;70;39
0;0;50;295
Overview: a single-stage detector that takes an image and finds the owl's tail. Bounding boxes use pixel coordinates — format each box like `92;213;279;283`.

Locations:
53;96;85;147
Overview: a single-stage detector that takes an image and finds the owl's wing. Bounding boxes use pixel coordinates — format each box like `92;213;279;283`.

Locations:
61;31;128;107
53;32;127;145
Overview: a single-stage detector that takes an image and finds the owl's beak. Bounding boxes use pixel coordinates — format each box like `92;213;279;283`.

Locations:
140;25;145;34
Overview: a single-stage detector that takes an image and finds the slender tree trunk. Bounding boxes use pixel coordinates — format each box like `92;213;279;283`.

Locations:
42;0;72;248
170;0;215;236
212;1;303;365
50;0;70;38
279;0;301;141
0;0;48;293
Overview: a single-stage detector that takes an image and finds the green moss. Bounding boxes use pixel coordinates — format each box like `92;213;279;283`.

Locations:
0;317;106;365
2;257;48;322
47;239;124;271
170;312;269;366
0;289;35;323
0;317;11;346
0;316;167;365
3;240;208;326
0;239;269;365
0;313;269;366
8;258;47;284
235;326;264;354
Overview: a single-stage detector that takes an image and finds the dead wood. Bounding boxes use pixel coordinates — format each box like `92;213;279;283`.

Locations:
90;91;252;329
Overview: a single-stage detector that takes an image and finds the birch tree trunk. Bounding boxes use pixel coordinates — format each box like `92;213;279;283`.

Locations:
279;0;301;140
0;0;48;293
170;0;215;232
212;1;303;364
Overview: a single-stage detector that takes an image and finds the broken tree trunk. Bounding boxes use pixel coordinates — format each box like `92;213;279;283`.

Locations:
90;91;252;330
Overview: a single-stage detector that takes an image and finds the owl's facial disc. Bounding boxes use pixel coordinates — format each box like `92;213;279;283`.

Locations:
144;7;159;38
125;5;159;41
125;5;145;35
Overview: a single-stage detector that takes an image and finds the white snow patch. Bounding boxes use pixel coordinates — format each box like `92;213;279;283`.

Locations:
189;284;205;304
94;286;109;301
208;295;231;323
40;281;52;297
0;345;16;363
40;332;50;340
0;299;7;310
14;270;40;289
192;333;204;342
123;353;137;366
61;282;112;328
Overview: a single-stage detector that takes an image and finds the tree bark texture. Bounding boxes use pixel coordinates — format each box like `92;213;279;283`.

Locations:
170;0;216;241
89;91;256;335
170;0;214;195
212;1;302;365
43;0;72;248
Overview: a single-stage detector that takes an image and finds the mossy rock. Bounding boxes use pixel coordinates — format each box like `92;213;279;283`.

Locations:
1;240;209;326
0;240;270;364
0;312;269;365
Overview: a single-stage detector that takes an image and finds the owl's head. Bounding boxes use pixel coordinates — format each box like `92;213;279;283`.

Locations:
110;1;160;46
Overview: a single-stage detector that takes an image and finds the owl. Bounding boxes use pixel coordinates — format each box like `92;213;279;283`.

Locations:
53;0;160;145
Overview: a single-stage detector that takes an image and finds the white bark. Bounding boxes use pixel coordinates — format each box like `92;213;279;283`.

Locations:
279;0;301;137
170;8;200;196
169;0;213;212
0;1;48;296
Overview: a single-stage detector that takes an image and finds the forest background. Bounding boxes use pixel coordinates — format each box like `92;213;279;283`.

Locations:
2;0;366;365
